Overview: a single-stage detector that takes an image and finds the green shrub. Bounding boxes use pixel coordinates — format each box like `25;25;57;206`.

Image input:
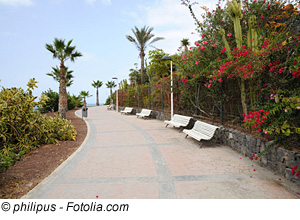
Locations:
38;89;83;113
0;79;77;172
39;89;59;113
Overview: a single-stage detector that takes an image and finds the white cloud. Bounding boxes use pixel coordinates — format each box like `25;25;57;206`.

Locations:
0;0;33;6
85;0;111;5
123;11;144;25
85;0;95;5
143;0;219;54
101;0;111;5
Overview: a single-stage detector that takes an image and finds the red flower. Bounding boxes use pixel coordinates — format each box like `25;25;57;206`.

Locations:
292;166;297;175
221;48;226;53
181;77;188;83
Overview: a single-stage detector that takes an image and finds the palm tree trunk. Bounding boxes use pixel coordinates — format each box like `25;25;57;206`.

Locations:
110;88;113;104
96;88;99;106
84;97;86;107
59;63;67;119
140;51;145;83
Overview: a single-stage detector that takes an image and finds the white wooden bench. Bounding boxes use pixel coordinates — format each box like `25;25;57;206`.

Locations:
164;114;192;131
183;120;219;147
136;109;152;119
121;107;133;115
107;104;115;110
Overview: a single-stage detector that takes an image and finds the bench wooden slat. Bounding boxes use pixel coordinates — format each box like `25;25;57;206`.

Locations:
164;114;192;128
107;104;115;110
121;107;133;114
136;109;152;119
183;120;219;143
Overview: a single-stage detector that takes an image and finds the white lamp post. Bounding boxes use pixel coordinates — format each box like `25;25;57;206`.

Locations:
162;55;173;119
112;77;118;112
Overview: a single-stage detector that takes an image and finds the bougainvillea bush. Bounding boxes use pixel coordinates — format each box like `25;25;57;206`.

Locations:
118;0;299;150
178;0;300;149
0;79;77;172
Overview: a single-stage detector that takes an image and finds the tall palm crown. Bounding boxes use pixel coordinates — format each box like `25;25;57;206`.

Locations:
106;81;116;105
46;38;82;65
92;80;103;106
45;38;82;119
46;66;74;87
126;26;164;83
181;38;190;54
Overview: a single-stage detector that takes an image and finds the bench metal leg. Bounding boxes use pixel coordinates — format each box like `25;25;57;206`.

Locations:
199;143;203;148
165;124;169;128
185;134;188;138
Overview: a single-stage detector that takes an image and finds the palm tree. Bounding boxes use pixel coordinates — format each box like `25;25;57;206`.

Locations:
45;38;82;119
126;26;164;83
46;66;74;87
91;80;103;106
181;38;190;54
71;94;82;109
105;81;116;105
80;91;92;107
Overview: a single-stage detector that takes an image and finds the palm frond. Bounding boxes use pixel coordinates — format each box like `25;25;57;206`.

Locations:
46;65;74;87
149;37;165;45
46;38;82;63
92;80;103;88
105;81;116;88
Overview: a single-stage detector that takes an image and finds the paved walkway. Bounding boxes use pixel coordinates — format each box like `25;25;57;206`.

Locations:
23;106;299;199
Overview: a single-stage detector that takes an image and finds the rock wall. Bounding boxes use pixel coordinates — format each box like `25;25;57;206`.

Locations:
213;127;300;186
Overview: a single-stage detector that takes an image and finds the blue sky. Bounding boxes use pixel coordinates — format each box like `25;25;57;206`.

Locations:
0;0;219;105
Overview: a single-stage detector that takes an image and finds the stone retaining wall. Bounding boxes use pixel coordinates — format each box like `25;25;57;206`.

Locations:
213;127;300;186
117;106;300;186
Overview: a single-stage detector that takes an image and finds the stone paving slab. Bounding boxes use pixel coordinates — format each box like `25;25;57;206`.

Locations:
23;106;300;199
